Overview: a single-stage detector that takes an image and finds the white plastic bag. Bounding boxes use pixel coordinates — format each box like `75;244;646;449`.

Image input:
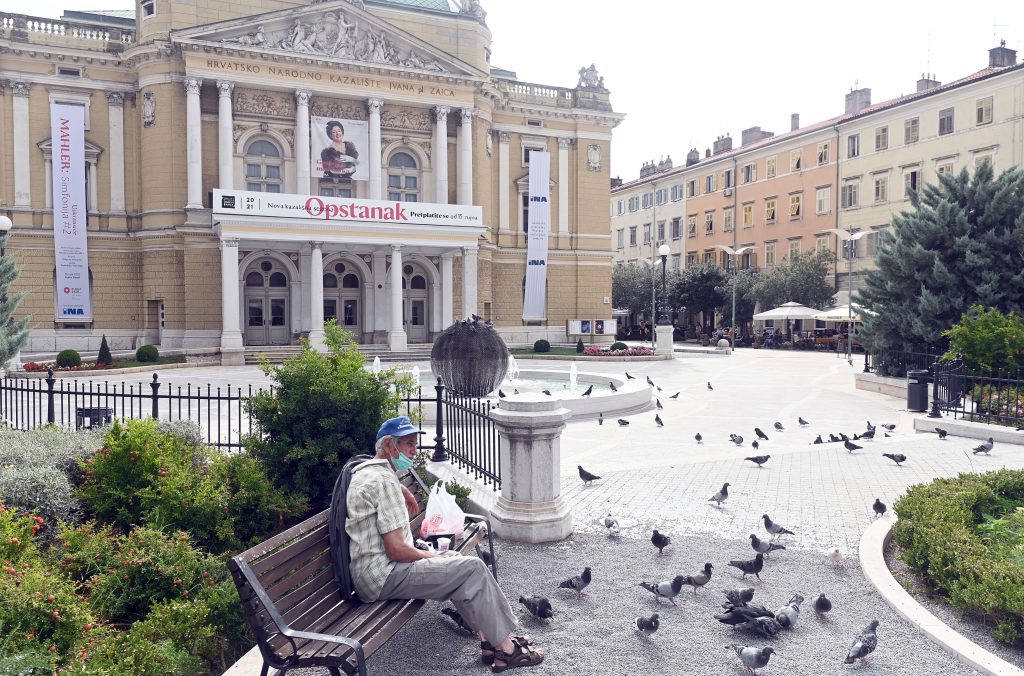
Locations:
420;482;465;539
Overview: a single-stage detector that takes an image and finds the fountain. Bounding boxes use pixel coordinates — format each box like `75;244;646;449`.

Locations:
507;354;520;382
568;362;578;393
372;356;381;375
412;365;421;388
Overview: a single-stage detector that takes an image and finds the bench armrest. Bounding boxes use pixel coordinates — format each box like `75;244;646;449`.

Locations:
282;628;367;676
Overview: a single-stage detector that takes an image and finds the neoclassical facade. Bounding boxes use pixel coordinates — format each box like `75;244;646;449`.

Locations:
1;0;622;361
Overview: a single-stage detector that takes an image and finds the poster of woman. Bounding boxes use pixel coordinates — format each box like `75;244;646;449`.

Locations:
311;116;369;182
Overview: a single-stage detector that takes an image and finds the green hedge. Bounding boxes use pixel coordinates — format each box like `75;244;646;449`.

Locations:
532;339;550;353
894;468;1024;645
136;344;159;362
56;349;81;368
610;341;628;351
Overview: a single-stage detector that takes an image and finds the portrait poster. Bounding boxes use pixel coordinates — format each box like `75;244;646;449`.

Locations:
50;102;92;321
580;320;592;335
594;320;606;335
310;116;369;182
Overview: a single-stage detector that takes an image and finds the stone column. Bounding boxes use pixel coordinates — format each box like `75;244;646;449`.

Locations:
106;92;126;213
430;277;442;334
298;248;311;333
498;131;510;231
12;82;31;207
184;77;204;209
372;250;388;343
308;241;326;350
461;246;478;319
433;106;449;204
295;89;311;194
457;108;474;205
388;245;407;351
440;252;454;329
219;238;244;365
655;325;675;357
362;281;374;339
557;137;570;235
88;162;99;213
488;397;573;543
216;80;234;190
44;159;53;209
368;98;383;200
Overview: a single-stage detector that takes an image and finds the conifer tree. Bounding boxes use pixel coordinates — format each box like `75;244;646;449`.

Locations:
97;334;113;366
0;231;29;368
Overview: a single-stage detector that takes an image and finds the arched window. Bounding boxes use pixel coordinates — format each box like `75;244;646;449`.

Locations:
387;151;419;202
323;273;338;288
245;138;283;193
342;273;360;288
411;275;426;290
269;272;288;287
245;271;264;287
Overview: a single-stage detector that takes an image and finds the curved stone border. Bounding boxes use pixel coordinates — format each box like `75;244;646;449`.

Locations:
860;516;1024;675
509;353;670;361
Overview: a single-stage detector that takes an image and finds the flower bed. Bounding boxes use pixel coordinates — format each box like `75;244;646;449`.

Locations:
582;346;654;357
24;360;108;373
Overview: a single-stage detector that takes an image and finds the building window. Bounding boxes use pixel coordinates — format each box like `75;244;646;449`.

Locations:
938;108;954;136
642;192;654;209
141;0;155;16
724;169;734;189
686;253;697;267
847;134;860;158
705;174;716;193
687;215;697;238
703;251;715;265
936;161;954;177
816;186;830;215
724;208;734;232
656;188;668;205
671;218;681;239
704;212;714;235
671;254;681;271
873;176;888;203
319;184;353;198
788;239;801;261
905;117;919;144
522;144;545;165
904;168;920;197
616;229;624;249
976;96;993;125
974;153;993;169
874;126;888;151
789;149;801;172
816;142;830;165
764;198;777;224
643;223;651;244
766;156;777;179
386;151;419;202
244;139;283;193
628;196;640;212
841;181;859;209
687;179;697;198
671;184;683;201
742;203;753;227
743;163;756;184
764;241;777;267
657;221;665;242
629;226;637;246
521;194;530;231
815;235;829;254
789;194;802;219
616;200;624;215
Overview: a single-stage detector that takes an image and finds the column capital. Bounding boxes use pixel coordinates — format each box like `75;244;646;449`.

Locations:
219;238;240;249
183;77;203;96
497;131;511;144
557;137;572;150
105;91;124;107
462;245;478;254
434;105;450;120
390;244;402;253
216;80;235;97
310;240;324;251
11;81;30;97
367;97;383;113
460;107;475;121
440;251;457;260
295;89;312;106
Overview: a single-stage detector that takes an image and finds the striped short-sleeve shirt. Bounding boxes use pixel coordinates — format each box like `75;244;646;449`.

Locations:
345;460;413;602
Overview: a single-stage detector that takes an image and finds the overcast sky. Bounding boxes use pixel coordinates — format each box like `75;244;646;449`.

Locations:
28;0;1024;181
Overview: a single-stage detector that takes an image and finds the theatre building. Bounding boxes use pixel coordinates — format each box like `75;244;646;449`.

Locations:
0;0;622;364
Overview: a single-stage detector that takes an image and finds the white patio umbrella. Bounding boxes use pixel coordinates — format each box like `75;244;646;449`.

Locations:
812;304;866;322
752;301;822;321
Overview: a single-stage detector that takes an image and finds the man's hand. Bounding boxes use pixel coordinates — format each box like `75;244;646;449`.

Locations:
400;484;419;515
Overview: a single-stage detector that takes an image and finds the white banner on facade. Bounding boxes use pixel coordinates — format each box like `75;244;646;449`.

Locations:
522;150;550;320
310;116;369;183
50;103;92;321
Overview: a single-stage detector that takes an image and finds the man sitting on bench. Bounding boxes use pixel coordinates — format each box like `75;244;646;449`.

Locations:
346;416;544;673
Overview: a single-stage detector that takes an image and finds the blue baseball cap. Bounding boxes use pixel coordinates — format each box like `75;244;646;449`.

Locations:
376;416;422;442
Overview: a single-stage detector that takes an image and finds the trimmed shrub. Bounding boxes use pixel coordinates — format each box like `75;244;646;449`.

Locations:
135;344;159;363
610;341;628;351
97;335;113;366
943;305;1024;374
532;339;550;353
55;350;81;368
575;339;584;354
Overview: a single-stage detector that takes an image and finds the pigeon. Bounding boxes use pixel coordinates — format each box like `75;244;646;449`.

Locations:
773;422;784;431
651;529;671;555
707;381;714;391
826;548;842;568
872;498;887;518
475;543;497;567
669;392;680;399
625;372;636;380
844;439;862;453
844;620;879;664
708;482;731;507
762;514;794;539
695;432;703;444
578;465;601;485
514;389;520;395
558;567;592;599
839;433;850;442
728;553;765;581
715;603;772;628
885;433;892;438
798;416;810;426
541;389;552;396
634;613;659;642
882;453;907;467
745;454;770;468
598;412;603;426
813;593;833;620
972;437;994;455
518;595;554;621
934;428;948;439
655;414;664;428
853;433;862;441
657;386;662;393
617;418;630;427
861;426;876;440
498;389;506;398
581;384;593;397
656;399;663;410
813;435;823;444
724;587;755;607
726;645;776;675
680;562;713;595
881;423;896;431
828;433;840;443
602;514;619;535
441;606;475;634
751;440;760;452
730;435;745;446
639;576;685;605
647;376;655;387
736;615;784;638
750;534;786;558
609;381;618;392
774;594;803;629
754;427;769;441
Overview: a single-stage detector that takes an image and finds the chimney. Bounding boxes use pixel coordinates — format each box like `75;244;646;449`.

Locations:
705;148;711;158
610;176;622;189
916;73;941;92
639;160;654;178
686;148;700;166
712;134;733;155
658;155;673;172
845;87;872;114
989;39;1017;67
741;126;775;147
790;113;800;131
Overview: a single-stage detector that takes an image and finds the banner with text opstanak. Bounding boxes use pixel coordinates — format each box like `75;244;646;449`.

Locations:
523;150;551;320
50;103;92;322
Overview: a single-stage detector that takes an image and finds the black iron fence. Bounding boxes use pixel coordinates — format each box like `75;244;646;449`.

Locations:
867;349;939;378
929;357;1024;428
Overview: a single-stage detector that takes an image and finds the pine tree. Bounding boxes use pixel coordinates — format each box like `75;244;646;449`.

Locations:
857;163;1024;353
0;231;29;369
97;334;113;366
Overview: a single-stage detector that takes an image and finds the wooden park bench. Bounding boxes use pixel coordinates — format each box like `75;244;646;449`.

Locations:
228;469;495;676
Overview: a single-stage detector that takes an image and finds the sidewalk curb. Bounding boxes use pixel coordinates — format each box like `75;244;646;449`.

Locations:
859;517;1024;676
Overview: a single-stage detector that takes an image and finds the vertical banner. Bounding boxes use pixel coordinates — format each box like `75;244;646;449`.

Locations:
310;116;369;183
51;103;92;321
522;150;550;320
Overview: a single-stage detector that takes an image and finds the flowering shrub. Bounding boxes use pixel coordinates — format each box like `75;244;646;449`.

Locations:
23;360;110;373
582;346;654;357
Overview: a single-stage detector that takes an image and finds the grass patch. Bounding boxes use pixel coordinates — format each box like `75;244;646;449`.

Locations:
510;347;583;356
109;355;187;369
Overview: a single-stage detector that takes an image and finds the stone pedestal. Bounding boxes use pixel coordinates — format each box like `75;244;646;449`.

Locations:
488;396;573;543
655;325;675;356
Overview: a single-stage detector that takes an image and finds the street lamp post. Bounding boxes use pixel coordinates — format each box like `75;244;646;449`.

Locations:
826;228;868;362
657;244;671;325
714;244;754;353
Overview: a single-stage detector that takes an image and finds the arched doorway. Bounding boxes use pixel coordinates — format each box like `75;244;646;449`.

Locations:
323;260;362;341
243;258;290;345
402;263;429;343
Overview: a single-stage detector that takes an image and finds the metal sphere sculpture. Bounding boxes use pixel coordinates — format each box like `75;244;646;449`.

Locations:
431;315;509;397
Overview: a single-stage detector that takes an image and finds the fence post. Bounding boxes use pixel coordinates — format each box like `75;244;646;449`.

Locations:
928;358;943;418
150;373;160;419
863;350;870;373
430;378;448;462
46;368;55;424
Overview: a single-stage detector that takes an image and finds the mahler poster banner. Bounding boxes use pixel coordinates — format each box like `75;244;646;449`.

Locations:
310;116;369;183
522;150;551;320
50;103;92;321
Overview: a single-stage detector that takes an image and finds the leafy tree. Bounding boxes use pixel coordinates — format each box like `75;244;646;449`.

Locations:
857;164;1024;353
669;264;727;329
0;229;29;368
749;250;836;312
942;305;1024;374
716;268;759;329
611;263;676;319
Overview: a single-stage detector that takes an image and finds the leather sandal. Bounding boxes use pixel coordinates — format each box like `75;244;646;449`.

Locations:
481;635;533;665
490;640;544;673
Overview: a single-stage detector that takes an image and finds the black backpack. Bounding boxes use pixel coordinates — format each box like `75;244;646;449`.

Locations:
328;454;374;601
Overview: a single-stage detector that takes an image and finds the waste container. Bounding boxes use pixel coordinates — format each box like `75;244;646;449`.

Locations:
906;369;929;412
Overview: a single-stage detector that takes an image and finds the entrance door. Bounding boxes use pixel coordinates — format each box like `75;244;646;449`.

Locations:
323;262;362;342
245;297;265;345
243;259;291;346
402;265;429;344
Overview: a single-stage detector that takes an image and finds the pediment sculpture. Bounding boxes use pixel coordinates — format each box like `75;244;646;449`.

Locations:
577;63;604;89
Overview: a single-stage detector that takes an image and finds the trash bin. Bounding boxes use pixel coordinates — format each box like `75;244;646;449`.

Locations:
906;369;929;412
